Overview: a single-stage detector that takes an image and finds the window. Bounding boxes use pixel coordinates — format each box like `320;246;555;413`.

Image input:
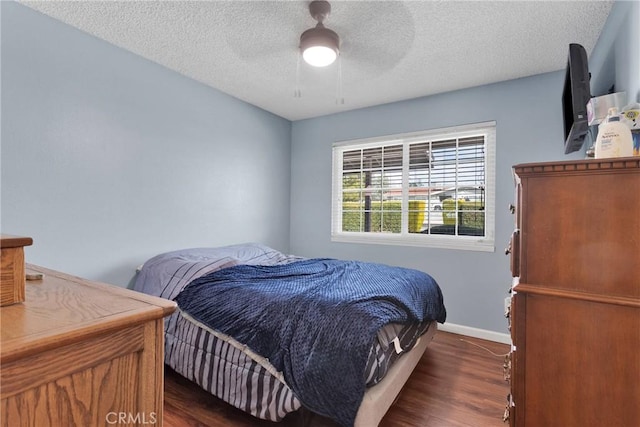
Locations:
331;121;496;251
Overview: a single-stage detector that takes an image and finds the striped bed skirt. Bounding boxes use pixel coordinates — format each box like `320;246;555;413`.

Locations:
164;309;431;421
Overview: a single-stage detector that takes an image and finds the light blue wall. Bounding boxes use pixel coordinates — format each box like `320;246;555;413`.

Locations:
0;2;292;287
590;0;640;103
290;71;578;334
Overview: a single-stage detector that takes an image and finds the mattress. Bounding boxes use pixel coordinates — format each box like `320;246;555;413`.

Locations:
165;308;434;421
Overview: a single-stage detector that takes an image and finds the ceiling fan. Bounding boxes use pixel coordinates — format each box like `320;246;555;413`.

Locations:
220;0;414;102
222;1;413;78
299;1;340;67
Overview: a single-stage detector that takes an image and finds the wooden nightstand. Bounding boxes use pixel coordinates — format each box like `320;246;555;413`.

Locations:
0;264;176;427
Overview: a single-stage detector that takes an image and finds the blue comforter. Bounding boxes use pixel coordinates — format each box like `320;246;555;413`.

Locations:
174;258;446;427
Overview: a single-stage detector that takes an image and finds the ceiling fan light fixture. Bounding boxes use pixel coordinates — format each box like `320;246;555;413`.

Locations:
300;25;340;67
299;1;340;67
303;45;337;67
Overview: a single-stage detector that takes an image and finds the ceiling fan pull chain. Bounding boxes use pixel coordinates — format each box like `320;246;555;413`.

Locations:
336;56;344;105
294;53;302;98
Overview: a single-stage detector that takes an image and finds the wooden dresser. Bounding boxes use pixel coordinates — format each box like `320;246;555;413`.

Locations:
0;264;176;427
506;157;640;427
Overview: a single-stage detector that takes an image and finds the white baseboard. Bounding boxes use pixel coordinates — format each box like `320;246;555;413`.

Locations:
438;322;511;344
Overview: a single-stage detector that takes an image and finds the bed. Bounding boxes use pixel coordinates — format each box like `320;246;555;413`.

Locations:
132;243;446;427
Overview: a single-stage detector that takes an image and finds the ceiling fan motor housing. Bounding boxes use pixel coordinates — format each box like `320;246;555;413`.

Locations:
309;0;332;23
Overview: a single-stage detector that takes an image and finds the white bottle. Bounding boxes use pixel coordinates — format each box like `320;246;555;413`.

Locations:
594;107;634;159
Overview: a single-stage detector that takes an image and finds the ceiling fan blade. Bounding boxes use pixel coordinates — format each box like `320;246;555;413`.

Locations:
331;1;416;76
222;1;307;61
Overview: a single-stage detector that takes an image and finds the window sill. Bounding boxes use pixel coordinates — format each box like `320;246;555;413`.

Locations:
331;232;495;252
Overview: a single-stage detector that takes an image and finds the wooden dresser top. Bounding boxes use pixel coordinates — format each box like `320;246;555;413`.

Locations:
0;264;176;363
513;156;640;176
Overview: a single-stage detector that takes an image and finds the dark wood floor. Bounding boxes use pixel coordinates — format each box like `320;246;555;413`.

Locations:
163;331;510;427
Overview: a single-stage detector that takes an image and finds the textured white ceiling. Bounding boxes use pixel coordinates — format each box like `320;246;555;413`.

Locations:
20;1;614;121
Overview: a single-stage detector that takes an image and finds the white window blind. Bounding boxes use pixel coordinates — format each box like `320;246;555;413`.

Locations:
332;122;496;251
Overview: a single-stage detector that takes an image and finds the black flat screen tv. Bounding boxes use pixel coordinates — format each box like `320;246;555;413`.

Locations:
562;43;592;154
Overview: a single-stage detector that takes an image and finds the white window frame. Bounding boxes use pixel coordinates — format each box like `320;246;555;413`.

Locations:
331;121;496;252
